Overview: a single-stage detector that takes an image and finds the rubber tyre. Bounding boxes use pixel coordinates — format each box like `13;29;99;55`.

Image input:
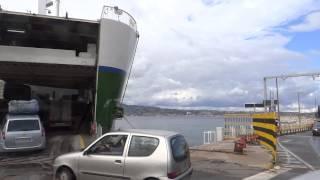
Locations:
56;167;75;180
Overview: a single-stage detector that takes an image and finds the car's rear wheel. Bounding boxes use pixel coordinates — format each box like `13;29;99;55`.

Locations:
56;167;75;180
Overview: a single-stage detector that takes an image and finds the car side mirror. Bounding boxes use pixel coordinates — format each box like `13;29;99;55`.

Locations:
83;146;97;155
112;106;124;119
83;148;91;156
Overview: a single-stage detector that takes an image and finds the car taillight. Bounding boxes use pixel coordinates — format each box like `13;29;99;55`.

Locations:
41;128;45;137
167;171;178;179
1;131;5;140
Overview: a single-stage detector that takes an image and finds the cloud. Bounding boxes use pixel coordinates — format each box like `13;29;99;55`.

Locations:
1;0;320;111
119;0;320;110
289;11;320;32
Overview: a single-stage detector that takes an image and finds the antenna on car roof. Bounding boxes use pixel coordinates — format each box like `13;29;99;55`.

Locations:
123;116;135;129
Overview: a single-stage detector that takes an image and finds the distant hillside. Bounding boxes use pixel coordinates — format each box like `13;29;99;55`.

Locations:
123;104;235;116
122;104;317;117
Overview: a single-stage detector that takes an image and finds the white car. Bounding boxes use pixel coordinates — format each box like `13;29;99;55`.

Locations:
54;129;192;180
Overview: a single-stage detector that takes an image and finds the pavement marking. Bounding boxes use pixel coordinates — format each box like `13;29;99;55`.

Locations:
278;141;315;171
79;135;86;150
308;137;320;159
287;135;311;138
243;167;290;180
280;139;291;143
244;139;312;180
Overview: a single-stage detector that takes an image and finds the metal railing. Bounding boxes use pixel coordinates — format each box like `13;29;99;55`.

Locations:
279;122;313;135
101;6;137;31
278;115;314;135
224;114;254;139
203;131;217;144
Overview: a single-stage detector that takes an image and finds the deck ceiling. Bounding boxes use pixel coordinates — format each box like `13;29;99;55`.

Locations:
0;11;99;53
0;61;96;89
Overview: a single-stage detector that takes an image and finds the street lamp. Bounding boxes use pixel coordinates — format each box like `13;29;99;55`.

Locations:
297;92;301;125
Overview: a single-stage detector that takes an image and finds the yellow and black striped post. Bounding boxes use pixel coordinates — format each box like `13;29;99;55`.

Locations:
252;112;277;163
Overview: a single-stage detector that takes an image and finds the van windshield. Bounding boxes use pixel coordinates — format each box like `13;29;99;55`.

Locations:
7;120;40;131
171;135;189;162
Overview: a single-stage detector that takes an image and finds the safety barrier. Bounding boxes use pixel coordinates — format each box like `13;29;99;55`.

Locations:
224;114;254;139
279;123;313;135
101;6;137;31
278;115;314;135
252;112;277;163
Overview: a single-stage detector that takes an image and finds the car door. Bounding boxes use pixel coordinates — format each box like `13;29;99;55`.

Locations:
124;135;166;179
78;133;129;180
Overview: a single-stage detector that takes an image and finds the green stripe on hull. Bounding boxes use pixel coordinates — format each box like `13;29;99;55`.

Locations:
95;68;126;133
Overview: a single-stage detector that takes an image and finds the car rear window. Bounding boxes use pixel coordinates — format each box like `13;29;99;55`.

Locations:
128;136;159;157
7;120;40;131
171;135;189;162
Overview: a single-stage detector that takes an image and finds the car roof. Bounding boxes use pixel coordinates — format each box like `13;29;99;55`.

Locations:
6;114;40;121
115;129;179;138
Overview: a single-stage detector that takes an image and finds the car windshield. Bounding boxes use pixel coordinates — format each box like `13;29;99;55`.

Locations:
7;120;40;131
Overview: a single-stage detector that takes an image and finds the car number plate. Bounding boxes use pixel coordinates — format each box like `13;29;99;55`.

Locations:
15;137;32;143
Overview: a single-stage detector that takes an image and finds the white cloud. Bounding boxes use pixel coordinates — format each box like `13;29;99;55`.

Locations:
289;11;320;32
228;87;248;96
152;88;200;105
120;0;320;109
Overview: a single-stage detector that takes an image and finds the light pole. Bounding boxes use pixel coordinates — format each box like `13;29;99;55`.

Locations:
276;78;280;123
264;77;267;112
297;92;301;125
315;96;317;113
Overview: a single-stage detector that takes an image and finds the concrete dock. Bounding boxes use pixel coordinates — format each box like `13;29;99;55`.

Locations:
190;140;273;179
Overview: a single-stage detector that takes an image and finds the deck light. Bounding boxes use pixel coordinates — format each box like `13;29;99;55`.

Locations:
7;29;25;34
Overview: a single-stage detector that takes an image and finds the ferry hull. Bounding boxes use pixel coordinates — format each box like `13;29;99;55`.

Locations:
95;17;138;134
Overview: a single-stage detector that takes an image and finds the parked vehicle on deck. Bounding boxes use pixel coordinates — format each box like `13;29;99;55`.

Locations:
0;114;46;152
54;129;192;180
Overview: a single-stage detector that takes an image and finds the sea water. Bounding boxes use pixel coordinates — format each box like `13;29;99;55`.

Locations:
114;115;224;146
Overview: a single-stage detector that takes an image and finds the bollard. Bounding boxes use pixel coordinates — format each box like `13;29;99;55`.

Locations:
250;134;259;145
234;139;245;153
240;136;247;148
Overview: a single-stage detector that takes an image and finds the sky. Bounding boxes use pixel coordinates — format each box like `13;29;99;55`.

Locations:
1;0;320;112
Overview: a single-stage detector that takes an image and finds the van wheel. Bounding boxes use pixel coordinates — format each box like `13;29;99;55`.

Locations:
56;167;75;180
